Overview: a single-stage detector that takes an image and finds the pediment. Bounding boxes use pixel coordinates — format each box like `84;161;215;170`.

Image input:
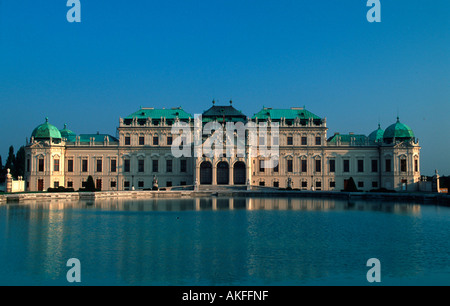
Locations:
29;142;48;149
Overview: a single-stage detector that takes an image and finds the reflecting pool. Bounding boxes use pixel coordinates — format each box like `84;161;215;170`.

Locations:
0;197;449;285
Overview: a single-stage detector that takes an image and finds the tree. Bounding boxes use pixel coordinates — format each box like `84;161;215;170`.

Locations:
344;177;358;192
85;175;96;192
14;146;25;178
5;146;15;174
0;155;4;184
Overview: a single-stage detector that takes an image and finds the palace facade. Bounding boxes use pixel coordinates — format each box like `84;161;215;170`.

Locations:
24;102;421;192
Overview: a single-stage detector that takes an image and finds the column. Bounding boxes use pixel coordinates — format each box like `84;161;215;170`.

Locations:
194;158;200;190
230;161;234;185
212;158;217;185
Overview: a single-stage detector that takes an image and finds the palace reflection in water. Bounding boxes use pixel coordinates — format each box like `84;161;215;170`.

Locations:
10;197;422;213
1;197;448;286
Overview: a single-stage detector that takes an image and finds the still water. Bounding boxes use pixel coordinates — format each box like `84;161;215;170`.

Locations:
0;197;449;286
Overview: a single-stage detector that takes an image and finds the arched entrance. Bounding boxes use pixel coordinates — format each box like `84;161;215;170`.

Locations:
233;161;246;185
200;161;212;185
217;162;229;185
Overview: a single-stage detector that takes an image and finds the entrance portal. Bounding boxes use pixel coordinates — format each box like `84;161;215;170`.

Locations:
38;179;44;191
217;162;229;185
233;162;246;185
200;162;212;185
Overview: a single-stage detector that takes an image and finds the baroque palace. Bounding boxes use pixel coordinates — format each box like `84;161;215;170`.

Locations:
24;101;421;192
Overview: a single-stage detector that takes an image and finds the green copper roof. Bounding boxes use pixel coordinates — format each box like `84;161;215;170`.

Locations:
368;124;384;143
328;134;368;145
60;124;76;139
125;107;192;120
31;118;62;140
252;107;321;120
383;117;415;141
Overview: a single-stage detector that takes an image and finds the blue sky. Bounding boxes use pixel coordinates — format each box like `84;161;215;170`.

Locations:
0;0;449;175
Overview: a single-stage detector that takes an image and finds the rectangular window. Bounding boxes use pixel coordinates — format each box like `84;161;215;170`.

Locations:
54;159;60;172
27;159;30;172
110;159;117;173
287;160;293;173
180;181;187;186
180;160;187;173
68;159;74;172
414;159;418;173
259;160;265;173
96;159;102;172
330;181;336;188
38;158;44;172
124;159;130;172
139;136;145;146
358;159;364;173
386;159;392;172
329;160;335;173
316;181;322;188
111;181;117;188
125;136;131;145
301;137;307;146
82;159;88;172
166;160;172;173
287;136;293;146
302;181;308;188
138;181;144;188
273;162;279;173
124;181;130;189
343;159;350;173
167;136;173;146
315;160;321;173
67;181;73;188
301;160;307;173
82;181;87;188
273;181;279;188
152;160;159;172
259;136;265;146
371;160;378;173
166;181;172;187
54;181;59;188
96;179;102;191
153;136;159;146
400;159;407;172
138;160;145;173
372;181;378;188
315;137;321;146
259;181;265;186
272;136;279;146
358;181;364;188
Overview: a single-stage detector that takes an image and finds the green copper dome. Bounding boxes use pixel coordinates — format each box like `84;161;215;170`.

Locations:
383;117;414;142
31;118;62;140
368;124;384;143
60;123;76;139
